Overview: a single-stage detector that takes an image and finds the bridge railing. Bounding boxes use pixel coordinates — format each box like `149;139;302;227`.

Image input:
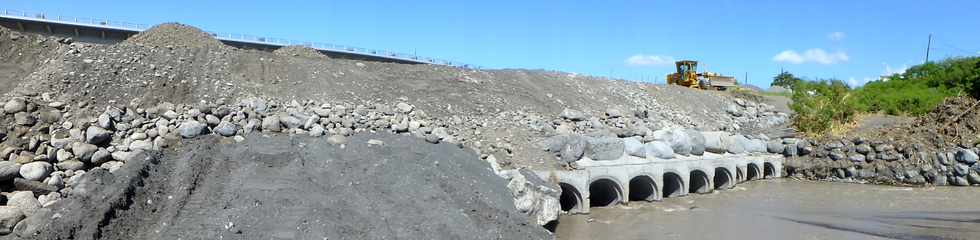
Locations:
0;8;480;69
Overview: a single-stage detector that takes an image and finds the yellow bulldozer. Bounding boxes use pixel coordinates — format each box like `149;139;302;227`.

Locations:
666;60;737;91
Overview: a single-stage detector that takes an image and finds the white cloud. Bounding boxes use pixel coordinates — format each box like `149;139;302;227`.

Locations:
625;54;674;67
772;48;849;65
847;77;876;87
828;32;846;41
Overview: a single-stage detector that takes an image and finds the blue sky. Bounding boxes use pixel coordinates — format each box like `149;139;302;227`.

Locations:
4;0;979;87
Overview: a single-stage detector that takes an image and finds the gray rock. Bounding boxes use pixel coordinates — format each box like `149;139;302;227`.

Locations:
783;143;798;156
747;139;768;153
7;191;40;216
55;160;85;171
728;135;750;154
395;102;414;113
968;171;980;184
653;129;692;156
279;115;303;129
585;137;625;160
0;162;20;181
955;148;978;164
97;113;113;129
261;116;281;132
0;206;23;235
848;154;866;163
38;110;61;124
954;163;970;176
644;141;674;159
71;142;98;162
560;108;588;121
559;136;587;163
55;149;73;162
205;114;221;126
2;98;26;113
177;120;207;138
873;143;894;153
326;135;347;145
702;131;730;154
309;124;325;137
19;162;52;181
951;176;970;186
111;150;142;162
540;135;570;153
129;140;154;151
85;126;112;145
424;134;441;144
623;137;646;158
684;129;706;156
605;108;624;118
828;151;846;161
766;140;785;154
90;149;111;165
855;144;872;155
213;121;238;137
13;112;36;126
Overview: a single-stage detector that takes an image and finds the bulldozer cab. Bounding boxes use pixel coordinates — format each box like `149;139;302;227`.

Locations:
676;60;698;76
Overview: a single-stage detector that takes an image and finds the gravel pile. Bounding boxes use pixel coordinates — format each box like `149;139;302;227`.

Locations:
0;23;794;236
123;23;227;49
273;45;328;59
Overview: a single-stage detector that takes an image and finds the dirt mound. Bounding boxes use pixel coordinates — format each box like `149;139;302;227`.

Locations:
124;23;226;49
908;96;980;148
273;45;328;59
9;134;550;239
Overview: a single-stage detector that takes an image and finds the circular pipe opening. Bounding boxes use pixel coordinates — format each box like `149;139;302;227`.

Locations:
589;179;622;207
559;183;582;212
628;175;658;202
662;172;684;198
689;170;710;194
764;163;776;178
747;163;761;181
714;167;733;189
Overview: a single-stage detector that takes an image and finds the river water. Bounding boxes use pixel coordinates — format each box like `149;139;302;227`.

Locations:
555;179;980;240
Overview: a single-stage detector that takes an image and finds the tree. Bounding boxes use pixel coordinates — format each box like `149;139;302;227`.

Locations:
771;71;802;88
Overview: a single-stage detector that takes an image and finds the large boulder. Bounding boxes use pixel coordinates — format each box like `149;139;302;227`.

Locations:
653;128;692;156
2;98;26;113
585;137;625;160
702;131;731;154
728;135;751;154
261;116;281;132
683;129;706;156
955;148;978;164
644;141;674;159
85;126;113;145
19;162;52;181
623;137;646;158
747;139;768;153
0;161;19;181
71;142;99;162
560;108;588;121
213;121;238;137
0;206;23;235
766;140;785;154
7;191;40;216
177;120;207;138
559;136;587;164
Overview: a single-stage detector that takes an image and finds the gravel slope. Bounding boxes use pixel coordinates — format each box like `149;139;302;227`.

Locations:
7;133;550;240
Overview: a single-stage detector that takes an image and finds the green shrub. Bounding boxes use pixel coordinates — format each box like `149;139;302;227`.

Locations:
790;79;857;134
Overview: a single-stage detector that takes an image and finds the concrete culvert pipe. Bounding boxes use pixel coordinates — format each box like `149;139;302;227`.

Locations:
764;162;776;178
689;170;711;194
628;175;658;202
662;172;685;198
589;178;623;207
747;163;761;181
559;183;583;212
737;167;746;182
714;167;733;190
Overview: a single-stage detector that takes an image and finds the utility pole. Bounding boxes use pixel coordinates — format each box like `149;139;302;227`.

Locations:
925;34;932;64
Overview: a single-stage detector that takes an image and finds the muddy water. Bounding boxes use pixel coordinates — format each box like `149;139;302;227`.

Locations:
555;180;980;240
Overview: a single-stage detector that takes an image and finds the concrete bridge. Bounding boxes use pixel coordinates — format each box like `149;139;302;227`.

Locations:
0;9;472;67
535;153;783;214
